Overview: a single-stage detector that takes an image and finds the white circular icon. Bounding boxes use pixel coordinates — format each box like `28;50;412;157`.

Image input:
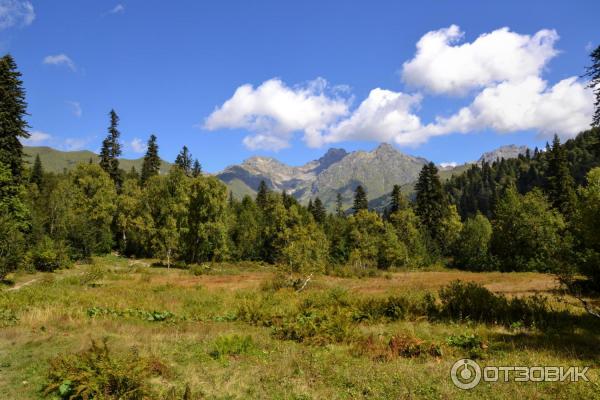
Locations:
451;359;482;390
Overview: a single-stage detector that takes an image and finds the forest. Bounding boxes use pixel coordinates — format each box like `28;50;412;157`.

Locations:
1;49;600;294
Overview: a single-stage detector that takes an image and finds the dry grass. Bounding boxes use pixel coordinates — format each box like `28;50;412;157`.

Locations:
0;258;597;399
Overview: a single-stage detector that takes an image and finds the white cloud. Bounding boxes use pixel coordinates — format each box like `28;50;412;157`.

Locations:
204;78;351;150
129;138;146;154
22;130;51;145
66;101;82;117
0;0;34;30
423;76;593;140
439;162;458;169
109;4;125;14
401;25;559;96
203;26;594;150
323;88;422;145
43;54;76;72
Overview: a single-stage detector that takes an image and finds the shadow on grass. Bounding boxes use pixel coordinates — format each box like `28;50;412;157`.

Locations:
489;327;600;361
0;278;15;287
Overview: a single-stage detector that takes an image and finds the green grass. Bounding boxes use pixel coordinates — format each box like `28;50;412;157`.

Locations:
0;256;598;399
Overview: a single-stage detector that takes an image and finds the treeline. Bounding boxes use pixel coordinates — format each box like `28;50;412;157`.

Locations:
1;50;600;292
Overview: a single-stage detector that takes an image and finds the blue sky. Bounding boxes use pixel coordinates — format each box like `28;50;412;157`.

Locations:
2;0;599;172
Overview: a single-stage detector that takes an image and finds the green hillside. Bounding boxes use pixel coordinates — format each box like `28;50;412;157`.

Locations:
23;146;171;174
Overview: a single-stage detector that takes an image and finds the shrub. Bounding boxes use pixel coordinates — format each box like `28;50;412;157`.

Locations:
272;308;355;345
446;333;487;358
208;335;256;360
356;333;442;361
189;264;211;276
79;261;106;286
43;339;166;399
0;308;18;327
25;236;71;272
431;280;564;328
352;296;412;322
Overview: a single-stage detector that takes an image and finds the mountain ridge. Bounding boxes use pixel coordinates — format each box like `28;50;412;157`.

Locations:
23;143;527;210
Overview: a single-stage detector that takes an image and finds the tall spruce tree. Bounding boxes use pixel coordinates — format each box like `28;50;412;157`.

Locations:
174;145;193;175
389;184;407;214
256;180;269;209
0;55;29;184
335;193;344;217
141;134;160;184
312;197;326;224
99;109;122;186
353;185;368;213
546;135;576;215
30;154;43;186
192;159;202;177
585;44;600;128
415;163;446;241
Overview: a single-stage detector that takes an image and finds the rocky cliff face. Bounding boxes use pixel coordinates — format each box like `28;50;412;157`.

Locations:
478;145;529;164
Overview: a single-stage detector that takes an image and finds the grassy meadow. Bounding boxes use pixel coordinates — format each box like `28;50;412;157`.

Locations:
0;257;598;399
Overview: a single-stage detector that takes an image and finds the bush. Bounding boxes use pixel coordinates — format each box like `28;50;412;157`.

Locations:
355;333;442;361
28;236;71;272
446;333;487;359
430;280;565;328
208;335;256;360
352;295;422;322
43;339;167;399
0;215;24;280
272;308;355;345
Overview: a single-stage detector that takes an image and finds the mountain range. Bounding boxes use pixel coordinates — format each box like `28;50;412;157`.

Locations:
23;143;527;210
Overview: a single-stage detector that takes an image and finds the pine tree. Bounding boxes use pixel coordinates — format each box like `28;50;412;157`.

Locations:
174;145;193;175
0;55;29;184
415;163;446;241
256;180;269;209
335;193;344;217
353;185;368;213
30;154;43;186
312;197;326;224
585;44;600;127
307;198;314;214
192;159;202;177
99;109;122;186
141;134;160;184
389;184;407;214
546;135;576;215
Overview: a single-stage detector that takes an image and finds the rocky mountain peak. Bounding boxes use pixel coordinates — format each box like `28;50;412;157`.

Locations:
478;145;529;164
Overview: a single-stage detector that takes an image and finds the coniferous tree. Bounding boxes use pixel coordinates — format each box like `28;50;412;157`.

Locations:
141;134;160;184
415;163;446;242
174;145;193;176
0;55;29;184
353;185;368;213
546;135;576;215
192;159;202;177
585;44;600;128
99;109;122;186
389;184;407;214
256;180;269;209
30;154;43;186
335;193;344;217
307;198;314;214
312;197;326;224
